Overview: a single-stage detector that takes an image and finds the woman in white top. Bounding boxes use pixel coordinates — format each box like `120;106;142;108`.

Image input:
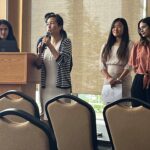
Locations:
100;18;133;103
36;12;72;120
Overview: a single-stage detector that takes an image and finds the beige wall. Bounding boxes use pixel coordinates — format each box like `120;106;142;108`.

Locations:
0;0;7;19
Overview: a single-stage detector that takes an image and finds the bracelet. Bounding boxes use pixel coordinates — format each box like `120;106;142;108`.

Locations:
117;78;122;82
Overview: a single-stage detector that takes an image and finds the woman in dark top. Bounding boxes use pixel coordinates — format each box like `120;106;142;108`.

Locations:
129;17;150;106
0;19;19;52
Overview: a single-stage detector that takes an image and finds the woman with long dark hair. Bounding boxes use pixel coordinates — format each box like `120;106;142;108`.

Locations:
100;18;133;104
0;19;16;40
0;19;19;52
36;12;72;120
129;17;150;106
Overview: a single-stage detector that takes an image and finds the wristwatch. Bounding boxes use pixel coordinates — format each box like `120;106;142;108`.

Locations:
117;78;122;82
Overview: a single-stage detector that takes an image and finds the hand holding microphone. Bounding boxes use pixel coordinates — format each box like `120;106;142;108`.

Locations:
38;32;51;53
42;32;51;46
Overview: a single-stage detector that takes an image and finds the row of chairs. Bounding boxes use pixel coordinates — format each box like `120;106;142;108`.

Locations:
0;90;40;120
103;98;150;150
0;90;98;150
0;90;57;150
0;108;57;150
2;90;150;150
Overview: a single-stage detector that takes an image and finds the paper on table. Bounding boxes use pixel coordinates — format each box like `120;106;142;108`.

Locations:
101;84;122;104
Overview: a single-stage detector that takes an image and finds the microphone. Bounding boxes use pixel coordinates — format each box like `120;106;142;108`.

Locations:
45;32;51;38
41;32;51;52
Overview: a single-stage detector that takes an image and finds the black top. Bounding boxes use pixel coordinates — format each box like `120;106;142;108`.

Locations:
0;40;19;52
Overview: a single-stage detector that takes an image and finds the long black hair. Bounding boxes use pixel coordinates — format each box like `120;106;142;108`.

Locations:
44;12;67;39
0;19;17;41
102;18;129;63
138;17;150;46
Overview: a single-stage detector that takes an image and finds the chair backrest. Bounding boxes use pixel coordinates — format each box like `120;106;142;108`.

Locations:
103;98;150;150
45;94;97;150
0;108;57;150
0;90;40;121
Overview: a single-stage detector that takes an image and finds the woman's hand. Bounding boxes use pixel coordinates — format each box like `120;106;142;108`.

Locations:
143;74;150;89
109;78;122;87
115;78;122;84
37;42;44;53
106;77;116;87
101;69;119;87
42;36;60;59
35;42;44;68
34;54;42;69
42;36;51;47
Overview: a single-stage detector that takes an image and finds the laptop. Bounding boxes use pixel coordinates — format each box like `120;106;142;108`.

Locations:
0;40;19;52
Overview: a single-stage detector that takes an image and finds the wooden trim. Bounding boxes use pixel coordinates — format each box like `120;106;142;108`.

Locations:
6;0;31;52
147;0;150;16
19;0;23;51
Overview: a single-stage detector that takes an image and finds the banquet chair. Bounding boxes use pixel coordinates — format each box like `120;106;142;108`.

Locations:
45;94;97;150
0;108;57;150
0;90;40;121
103;97;150;150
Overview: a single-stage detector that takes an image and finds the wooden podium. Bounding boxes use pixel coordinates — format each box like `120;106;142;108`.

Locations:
0;52;40;99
